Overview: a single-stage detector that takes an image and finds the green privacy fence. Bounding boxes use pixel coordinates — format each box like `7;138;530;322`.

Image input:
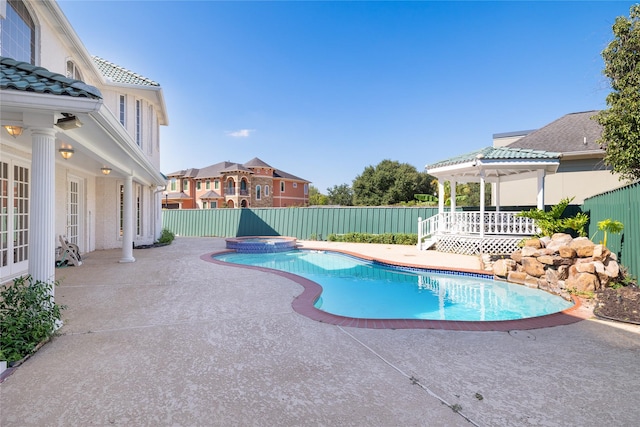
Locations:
162;207;440;240
582;181;640;279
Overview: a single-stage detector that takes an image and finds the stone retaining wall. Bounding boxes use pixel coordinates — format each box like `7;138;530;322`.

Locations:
492;233;620;297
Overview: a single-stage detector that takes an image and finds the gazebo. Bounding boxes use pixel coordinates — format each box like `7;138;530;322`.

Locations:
418;146;561;255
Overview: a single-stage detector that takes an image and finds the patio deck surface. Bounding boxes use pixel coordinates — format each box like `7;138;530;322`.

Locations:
1;237;639;426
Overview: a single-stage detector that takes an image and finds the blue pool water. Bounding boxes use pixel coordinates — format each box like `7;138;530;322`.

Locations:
214;250;574;321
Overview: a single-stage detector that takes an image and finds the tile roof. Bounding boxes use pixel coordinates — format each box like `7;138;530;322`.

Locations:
507;111;603;153
221;163;253;173
92;56;159;87
244;157;274;169
273;169;308;182
427;146;561;170
0;56;102;99
199;190;222;199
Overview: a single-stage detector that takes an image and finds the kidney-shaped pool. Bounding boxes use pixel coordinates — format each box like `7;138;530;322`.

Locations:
213;250;574;322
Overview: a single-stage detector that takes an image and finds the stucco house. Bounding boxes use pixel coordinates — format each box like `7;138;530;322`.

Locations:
164;157;310;209
493;111;621;206
1;0;168;285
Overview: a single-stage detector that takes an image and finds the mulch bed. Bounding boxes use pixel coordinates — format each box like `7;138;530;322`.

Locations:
594;285;640;325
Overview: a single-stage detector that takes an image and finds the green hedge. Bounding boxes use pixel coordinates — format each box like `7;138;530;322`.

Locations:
326;232;417;245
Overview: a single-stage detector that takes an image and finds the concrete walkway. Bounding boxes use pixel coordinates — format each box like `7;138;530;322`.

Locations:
1;237;639;426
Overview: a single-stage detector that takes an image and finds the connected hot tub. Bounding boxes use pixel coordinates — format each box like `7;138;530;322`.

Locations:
225;236;298;253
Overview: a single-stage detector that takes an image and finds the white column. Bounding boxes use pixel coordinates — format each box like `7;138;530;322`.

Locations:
450;179;457;214
537;169;545;210
438;180;445;216
479;172;486;238
494;180;501;212
28;128;57;285
120;175;135;263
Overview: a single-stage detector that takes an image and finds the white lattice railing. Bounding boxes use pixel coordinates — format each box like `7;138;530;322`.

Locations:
418;211;539;252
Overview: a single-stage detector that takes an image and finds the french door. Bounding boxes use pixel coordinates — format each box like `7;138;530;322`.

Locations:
0;160;30;280
67;176;83;251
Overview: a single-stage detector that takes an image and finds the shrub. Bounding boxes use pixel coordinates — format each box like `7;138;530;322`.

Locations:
158;228;175;244
0;276;64;363
324;232;417;245
517;197;588;237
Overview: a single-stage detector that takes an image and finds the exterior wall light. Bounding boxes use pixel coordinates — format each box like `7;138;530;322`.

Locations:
3;125;23;138
59;148;74;159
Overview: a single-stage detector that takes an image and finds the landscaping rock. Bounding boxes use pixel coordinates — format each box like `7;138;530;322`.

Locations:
570;237;595;257
524;238;543;249
558;246;577;259
507;271;527;285
493;258;516;278
566;272;599;293
522;257;545;277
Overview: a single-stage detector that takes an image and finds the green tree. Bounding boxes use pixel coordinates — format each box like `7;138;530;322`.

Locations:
352;160;434;206
308;185;328;205
595;4;640;182
327;184;354;206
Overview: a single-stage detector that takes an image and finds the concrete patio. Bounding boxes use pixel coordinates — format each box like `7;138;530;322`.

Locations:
1;237;639;426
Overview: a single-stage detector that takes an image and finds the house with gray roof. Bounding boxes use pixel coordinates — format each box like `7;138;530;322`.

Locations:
164;157;310;209
1;0;168;286
494;111;621;205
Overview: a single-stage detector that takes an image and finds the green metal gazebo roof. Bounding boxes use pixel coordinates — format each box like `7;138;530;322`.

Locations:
426;146;561;182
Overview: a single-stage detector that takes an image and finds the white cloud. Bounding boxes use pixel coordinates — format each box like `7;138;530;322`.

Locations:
226;129;255;138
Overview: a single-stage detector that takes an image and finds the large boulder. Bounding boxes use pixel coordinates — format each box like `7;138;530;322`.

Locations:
493;258;516;278
522;257;545;277
546;233;574;252
569;237;596;257
565;272;600;293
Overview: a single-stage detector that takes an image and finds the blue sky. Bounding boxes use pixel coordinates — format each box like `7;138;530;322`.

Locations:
58;0;636;193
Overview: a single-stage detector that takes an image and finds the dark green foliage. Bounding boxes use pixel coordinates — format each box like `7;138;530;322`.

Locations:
327;184;354;206
595;5;640;182
352;160;434;206
327;232;418;245
0;276;64;363
158;228;175;244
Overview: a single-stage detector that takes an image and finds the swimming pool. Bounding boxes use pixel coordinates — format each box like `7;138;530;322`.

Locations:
213;250;574;321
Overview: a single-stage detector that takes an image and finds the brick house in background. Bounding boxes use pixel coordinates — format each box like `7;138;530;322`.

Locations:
164;157;310;209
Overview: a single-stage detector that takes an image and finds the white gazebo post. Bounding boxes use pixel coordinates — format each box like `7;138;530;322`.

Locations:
438;179;446;233
120;174;136;263
28;127;57;286
450;179;457;214
494;180;501;212
479;171;486;238
537;169;546;210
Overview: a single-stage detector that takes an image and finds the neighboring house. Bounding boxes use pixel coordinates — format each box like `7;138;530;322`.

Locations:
494;111;621;206
1;0;168;285
164;157;310;209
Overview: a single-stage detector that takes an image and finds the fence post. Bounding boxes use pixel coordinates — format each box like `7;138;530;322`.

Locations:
417;217;422;250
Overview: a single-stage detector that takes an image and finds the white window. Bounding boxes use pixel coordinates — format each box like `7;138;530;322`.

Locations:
304;184;308;195
119;95;126;126
148;105;154;154
256;185;261;200
136;184;142;237
196;181;201;190
205;180;210;190
66;60;83;80
280;181;285;193
1;0;35;64
293;182;298;189
203;202;208;209
135;99;142;146
170;178;176;191
183;179;189;191
210;201;217;209
265;185;269;197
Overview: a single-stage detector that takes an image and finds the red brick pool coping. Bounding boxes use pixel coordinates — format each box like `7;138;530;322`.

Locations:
202;249;591;331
